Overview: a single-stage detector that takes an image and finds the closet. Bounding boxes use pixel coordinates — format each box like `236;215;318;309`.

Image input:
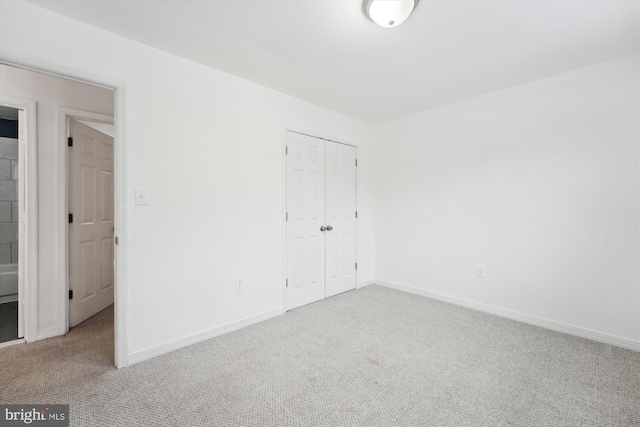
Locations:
285;131;357;310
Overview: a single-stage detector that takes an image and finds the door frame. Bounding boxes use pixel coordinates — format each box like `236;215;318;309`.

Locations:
281;126;358;312
61;110;114;332
0;94;38;345
0;56;129;368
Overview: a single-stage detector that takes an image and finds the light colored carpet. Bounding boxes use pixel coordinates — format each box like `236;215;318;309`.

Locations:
1;285;639;426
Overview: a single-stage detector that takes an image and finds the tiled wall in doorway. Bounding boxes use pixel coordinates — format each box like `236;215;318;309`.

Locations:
0;137;18;265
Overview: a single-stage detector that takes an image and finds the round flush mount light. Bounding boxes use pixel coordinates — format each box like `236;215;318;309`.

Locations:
364;0;419;28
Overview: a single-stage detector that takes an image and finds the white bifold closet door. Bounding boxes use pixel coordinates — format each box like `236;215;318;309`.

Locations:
324;141;357;298
286;131;356;311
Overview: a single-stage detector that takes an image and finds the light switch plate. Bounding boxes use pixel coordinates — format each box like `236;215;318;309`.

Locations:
135;189;148;206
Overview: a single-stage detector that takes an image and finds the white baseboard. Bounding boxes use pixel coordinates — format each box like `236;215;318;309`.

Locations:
376;279;640;352
128;307;284;365
357;278;376;289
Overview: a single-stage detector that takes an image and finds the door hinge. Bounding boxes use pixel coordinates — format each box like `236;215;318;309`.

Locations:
69;290;73;300
68;137;73;147
285;146;288;155
115;237;119;245
355;263;358;270
286;212;288;221
355;159;358;167
68;213;73;224
355;211;358;219
286;279;289;288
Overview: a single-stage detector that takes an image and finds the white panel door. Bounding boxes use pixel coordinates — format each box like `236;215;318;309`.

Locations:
325;142;357;297
286;132;326;310
69;120;114;327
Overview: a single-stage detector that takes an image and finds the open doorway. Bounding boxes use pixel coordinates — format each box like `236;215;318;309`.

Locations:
0;106;21;345
0;96;36;349
0;63;121;365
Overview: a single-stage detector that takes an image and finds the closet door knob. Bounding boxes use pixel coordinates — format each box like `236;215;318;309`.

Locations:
320;226;327;232
326;225;333;231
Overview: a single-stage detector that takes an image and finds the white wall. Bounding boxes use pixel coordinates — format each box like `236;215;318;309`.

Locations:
0;64;114;339
375;53;640;345
78;120;114;138
1;0;635;362
0;1;376;362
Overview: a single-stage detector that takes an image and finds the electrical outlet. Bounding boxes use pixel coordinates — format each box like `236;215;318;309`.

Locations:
476;265;485;279
234;276;244;290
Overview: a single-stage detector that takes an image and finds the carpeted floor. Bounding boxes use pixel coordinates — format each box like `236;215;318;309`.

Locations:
1;285;639;426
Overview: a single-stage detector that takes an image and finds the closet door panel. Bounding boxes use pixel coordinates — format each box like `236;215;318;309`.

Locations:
325;141;357;298
286;132;326;310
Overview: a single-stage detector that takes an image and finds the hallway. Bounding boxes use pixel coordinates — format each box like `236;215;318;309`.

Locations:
1;305;114;404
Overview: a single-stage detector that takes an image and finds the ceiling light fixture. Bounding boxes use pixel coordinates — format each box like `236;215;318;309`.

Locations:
364;0;419;28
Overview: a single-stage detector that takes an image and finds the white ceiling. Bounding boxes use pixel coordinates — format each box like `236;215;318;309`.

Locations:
28;0;639;124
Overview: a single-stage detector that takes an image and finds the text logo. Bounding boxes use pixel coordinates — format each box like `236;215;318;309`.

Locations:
1;405;69;426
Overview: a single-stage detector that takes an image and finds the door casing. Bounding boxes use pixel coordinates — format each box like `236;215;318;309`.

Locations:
57;105;124;368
